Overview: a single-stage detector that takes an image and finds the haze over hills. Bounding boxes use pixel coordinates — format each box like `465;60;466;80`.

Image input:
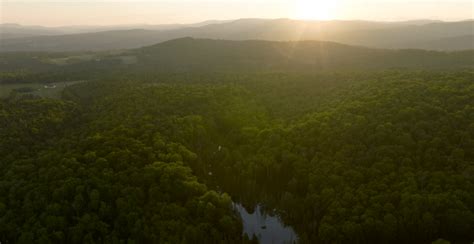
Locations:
0;23;66;39
1;19;472;52
0;20;231;39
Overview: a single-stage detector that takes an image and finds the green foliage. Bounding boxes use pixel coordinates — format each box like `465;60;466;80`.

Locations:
1;39;473;85
0;91;243;242
1;71;473;243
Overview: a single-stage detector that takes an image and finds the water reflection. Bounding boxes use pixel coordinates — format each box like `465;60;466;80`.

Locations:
234;203;298;244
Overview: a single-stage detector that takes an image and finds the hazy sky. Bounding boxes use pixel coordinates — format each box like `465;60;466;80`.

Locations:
1;0;472;26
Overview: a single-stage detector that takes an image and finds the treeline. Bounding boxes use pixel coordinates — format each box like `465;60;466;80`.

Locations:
1;71;473;243
1;38;474;84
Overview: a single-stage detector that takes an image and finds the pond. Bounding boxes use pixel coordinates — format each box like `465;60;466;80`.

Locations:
234;203;298;244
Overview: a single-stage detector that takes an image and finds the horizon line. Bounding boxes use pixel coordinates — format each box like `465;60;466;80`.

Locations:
1;17;473;28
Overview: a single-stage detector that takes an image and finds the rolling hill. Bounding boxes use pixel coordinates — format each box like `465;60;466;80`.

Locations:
129;38;474;71
1;19;472;52
0;20;231;40
1;38;472;83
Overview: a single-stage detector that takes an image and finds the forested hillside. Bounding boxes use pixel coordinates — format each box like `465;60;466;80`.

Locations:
2;0;474;242
1;71;473;243
133;38;474;71
1;38;473;84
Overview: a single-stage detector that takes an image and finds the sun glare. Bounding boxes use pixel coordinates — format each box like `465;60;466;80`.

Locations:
294;0;339;20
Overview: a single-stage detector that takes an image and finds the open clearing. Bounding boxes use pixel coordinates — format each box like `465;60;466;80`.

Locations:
0;80;87;99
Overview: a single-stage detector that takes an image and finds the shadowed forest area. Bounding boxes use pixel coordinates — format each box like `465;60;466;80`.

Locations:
1;68;473;243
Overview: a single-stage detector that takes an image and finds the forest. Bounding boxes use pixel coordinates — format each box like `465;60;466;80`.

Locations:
1;68;473;243
1;38;473;85
2;0;474;241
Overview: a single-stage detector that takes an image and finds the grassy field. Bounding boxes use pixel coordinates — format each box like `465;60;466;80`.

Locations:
43;54;99;65
0;80;86;99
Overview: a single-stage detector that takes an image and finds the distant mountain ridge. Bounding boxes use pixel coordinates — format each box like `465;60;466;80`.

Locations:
0;19;472;52
0;20;232;39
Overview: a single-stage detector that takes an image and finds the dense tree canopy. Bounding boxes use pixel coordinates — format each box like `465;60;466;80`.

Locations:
1;71;473;243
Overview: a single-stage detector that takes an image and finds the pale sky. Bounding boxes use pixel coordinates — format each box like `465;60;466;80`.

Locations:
1;0;472;26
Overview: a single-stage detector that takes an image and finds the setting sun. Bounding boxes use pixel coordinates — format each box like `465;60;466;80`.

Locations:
293;0;339;20
1;0;472;243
